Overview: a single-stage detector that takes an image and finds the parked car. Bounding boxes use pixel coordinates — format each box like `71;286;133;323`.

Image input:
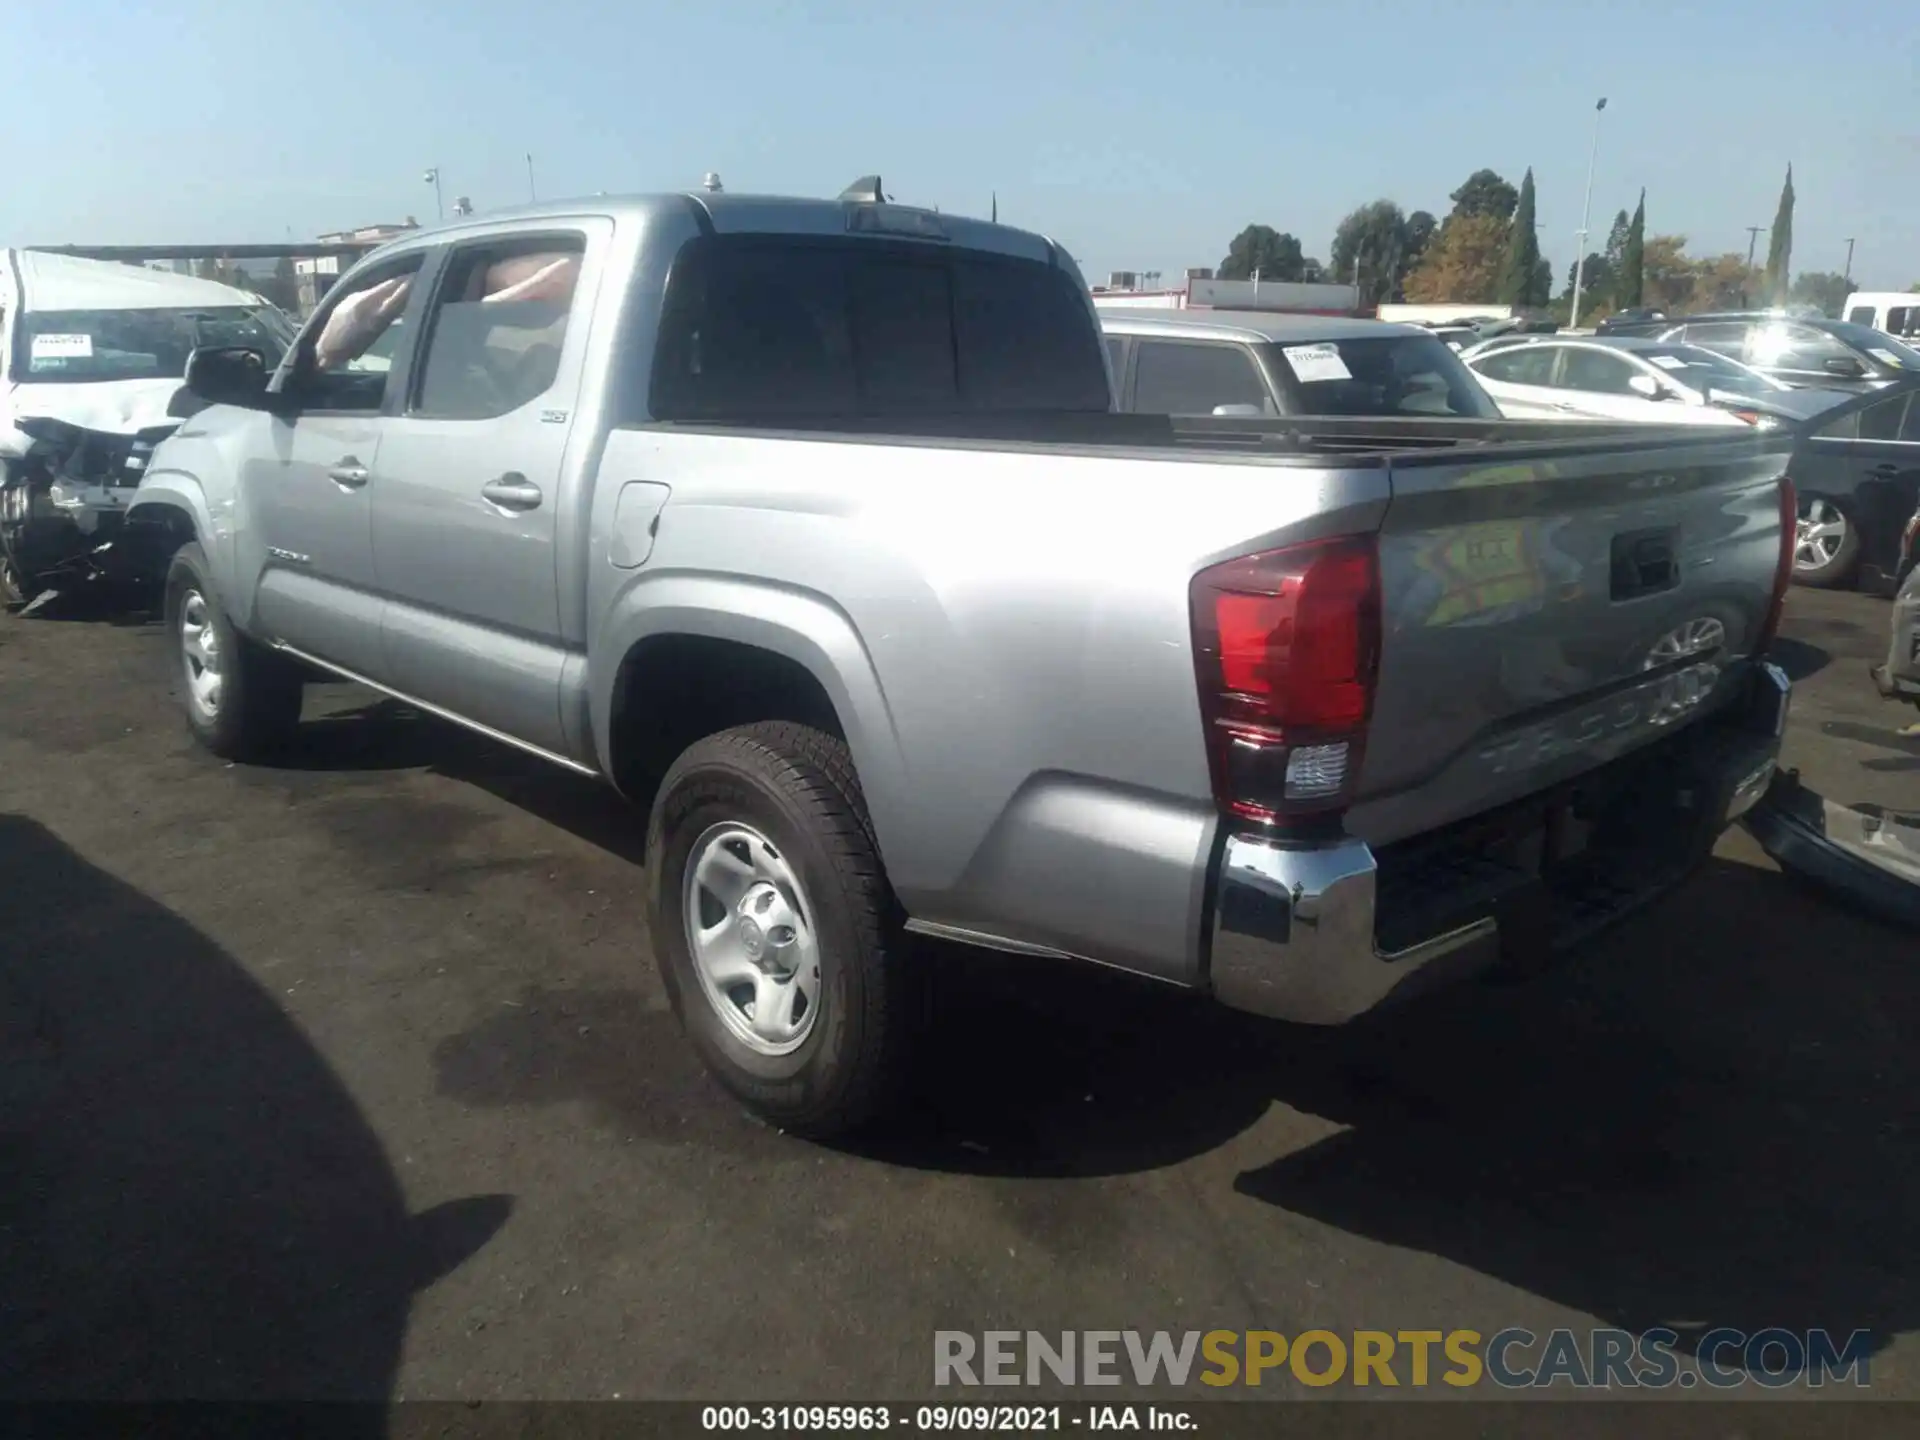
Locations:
1460;335;1847;427
1;250;296;603
129;183;1796;1137
1633;312;1919;392
1785;377;1920;588
1595;306;1671;336
1098;309;1503;418
1843;291;1920;342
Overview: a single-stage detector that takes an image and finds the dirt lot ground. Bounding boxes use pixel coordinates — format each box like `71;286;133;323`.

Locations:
2;583;1915;1404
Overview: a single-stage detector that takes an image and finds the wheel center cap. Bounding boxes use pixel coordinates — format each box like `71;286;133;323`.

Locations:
738;915;766;962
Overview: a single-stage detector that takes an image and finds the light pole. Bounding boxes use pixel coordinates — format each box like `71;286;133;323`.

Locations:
1843;237;1856;286
424;167;444;221
1567;96;1608;330
1744;226;1764;306
527;153;537;202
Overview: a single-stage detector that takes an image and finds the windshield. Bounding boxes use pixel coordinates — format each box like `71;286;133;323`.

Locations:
1824;322;1920;369
1638;345;1785;394
1264;334;1502;419
13;305;292;384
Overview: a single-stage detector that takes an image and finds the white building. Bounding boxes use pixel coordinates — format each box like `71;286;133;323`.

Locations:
1091;267;1359;316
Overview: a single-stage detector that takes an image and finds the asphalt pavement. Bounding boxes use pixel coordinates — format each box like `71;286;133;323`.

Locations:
2;584;1915;1403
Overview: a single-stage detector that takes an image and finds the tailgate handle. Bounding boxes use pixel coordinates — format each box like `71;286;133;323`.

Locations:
1610;527;1680;601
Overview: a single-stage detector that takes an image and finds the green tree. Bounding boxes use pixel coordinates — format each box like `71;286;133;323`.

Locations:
1401;214;1509;304
1330;199;1410;307
1619;191;1646;307
1217;225;1307;282
1403;210;1438;271
1763;165;1794;307
1603;209;1631;270
1789;271;1851;316
1498;169;1541;306
1447;169;1518;222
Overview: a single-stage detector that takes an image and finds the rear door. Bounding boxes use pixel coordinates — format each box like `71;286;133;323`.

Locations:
369;222;603;757
1468;343;1569;418
1796;385;1920;581
1352;428;1794;844
1550;346;1696;424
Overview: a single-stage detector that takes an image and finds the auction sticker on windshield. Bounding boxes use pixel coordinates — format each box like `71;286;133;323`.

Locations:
1869;348;1907;369
1647;355;1689;371
1281;343;1352;383
31;333;94;360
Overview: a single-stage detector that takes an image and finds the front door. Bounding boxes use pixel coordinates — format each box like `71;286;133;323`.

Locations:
370;225;601;757
1797;389;1920;583
247;254;428;677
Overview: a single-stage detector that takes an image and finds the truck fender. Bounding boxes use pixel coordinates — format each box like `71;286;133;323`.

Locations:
590;573;912;871
127;469;232;599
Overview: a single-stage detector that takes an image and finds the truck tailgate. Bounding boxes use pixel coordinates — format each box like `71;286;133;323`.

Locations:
1350;426;1793;847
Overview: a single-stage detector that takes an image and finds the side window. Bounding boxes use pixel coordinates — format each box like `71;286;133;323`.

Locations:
1859;394;1910;442
411;236;585;420
1104;336;1126;378
293;256;427;412
1556;348;1639;394
1750;323;1851;372
1889;306;1916;339
1847;307;1875;325
1902;397;1920;443
1474;346;1556;385
1131;341;1270;415
1680;322;1748;357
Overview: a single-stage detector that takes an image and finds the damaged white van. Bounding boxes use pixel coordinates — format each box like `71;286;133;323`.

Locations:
1;250;296;604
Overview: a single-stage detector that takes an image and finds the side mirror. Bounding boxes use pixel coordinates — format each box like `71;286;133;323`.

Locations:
1824;355;1867;378
1627;374;1663;399
1211;403;1267;418
184;345;272;409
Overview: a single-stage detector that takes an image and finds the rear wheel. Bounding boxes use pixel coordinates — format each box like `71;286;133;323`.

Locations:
1793;495;1860;589
645;722;914;1138
164;543;304;760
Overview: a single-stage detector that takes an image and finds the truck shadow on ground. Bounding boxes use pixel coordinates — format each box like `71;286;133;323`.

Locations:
275;691;1915;1366
1762;635;1832;682
0;814;510;1404
905;857;1916;1364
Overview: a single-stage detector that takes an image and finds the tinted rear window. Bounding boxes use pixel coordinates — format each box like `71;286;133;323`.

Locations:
648;236;1110;421
1265;335;1502;418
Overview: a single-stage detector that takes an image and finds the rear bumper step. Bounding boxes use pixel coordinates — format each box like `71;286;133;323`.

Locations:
1207;662;1790;1024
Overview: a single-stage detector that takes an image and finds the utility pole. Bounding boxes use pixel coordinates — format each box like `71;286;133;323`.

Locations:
527;153;537;202
1743;226;1764;307
424;167;444;221
1843;237;1856;285
1567;96;1608;330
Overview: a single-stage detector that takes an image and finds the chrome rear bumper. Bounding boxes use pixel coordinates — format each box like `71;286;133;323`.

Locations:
1207;662;1791;1025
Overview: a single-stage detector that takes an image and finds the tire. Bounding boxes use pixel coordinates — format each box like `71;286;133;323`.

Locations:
164;542;304;760
1792;495;1861;589
645;722;914;1138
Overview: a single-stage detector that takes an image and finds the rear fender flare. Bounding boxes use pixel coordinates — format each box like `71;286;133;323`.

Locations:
591;573;911;869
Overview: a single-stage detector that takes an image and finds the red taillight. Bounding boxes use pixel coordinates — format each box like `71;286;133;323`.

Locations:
1191;534;1382;827
1756;475;1795;655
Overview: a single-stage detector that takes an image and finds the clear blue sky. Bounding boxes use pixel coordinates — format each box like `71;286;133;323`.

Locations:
3;0;1915;288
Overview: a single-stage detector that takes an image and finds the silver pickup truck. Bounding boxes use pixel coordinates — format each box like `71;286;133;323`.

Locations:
127;181;1796;1136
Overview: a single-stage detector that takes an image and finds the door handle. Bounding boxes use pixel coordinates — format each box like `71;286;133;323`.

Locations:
481;473;544;512
328;457;371;489
1871;462;1902;478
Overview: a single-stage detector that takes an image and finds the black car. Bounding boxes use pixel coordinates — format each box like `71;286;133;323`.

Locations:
1632;312;1920;393
1786;376;1920;589
1594;306;1670;336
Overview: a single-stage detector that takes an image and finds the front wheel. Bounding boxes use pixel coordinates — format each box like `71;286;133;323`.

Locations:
645;722;915;1138
1793;495;1861;589
164;542;304;760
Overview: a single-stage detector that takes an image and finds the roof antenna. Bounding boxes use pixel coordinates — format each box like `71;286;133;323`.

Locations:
839;175;885;204
701;172;724;193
